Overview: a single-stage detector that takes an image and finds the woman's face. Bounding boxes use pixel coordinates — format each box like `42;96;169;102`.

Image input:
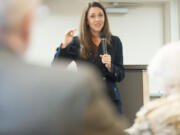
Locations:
87;7;105;34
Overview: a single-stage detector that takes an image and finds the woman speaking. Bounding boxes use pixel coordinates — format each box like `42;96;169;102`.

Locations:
54;2;125;113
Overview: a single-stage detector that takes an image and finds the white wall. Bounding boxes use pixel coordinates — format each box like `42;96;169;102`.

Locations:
25;0;165;66
149;0;180;93
25;0;90;66
24;0;180;94
179;0;180;39
108;4;163;64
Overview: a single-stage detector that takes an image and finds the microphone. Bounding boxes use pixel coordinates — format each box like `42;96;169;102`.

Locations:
100;32;108;54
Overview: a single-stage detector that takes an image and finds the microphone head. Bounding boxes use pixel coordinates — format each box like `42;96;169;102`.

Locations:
100;32;106;38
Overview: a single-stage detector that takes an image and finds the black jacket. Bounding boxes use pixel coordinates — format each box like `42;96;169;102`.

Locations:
53;35;125;101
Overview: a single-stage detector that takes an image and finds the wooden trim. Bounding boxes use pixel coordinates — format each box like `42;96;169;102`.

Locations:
142;70;149;104
124;65;147;70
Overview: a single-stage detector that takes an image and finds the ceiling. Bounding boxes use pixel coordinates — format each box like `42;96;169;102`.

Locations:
98;0;170;2
97;0;170;7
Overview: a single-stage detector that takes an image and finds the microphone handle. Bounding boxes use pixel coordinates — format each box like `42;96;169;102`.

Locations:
102;38;107;54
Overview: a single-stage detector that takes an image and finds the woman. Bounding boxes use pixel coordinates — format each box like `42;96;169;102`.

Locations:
53;2;125;113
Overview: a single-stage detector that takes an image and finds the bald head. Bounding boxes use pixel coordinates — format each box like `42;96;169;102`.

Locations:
0;0;39;53
0;0;38;31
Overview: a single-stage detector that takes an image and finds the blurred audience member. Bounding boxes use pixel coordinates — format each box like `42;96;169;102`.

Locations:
126;42;180;135
0;0;128;135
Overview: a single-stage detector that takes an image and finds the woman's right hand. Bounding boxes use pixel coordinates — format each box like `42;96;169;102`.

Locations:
61;29;76;49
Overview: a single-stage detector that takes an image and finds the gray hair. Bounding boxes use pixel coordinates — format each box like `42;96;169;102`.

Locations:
148;42;180;95
0;0;39;32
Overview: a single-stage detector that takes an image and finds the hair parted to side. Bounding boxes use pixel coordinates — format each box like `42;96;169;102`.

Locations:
79;1;111;59
0;0;39;32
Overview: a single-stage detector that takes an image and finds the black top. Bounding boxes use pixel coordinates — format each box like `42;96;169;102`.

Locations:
53;35;125;100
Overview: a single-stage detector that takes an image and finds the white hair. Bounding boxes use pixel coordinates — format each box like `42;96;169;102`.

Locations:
148;42;180;95
0;0;39;32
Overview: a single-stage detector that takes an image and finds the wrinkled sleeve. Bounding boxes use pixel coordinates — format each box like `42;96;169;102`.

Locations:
53;37;80;64
105;37;125;82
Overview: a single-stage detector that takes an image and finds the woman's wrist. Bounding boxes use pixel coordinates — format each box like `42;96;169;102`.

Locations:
106;64;111;72
61;43;67;49
108;64;111;72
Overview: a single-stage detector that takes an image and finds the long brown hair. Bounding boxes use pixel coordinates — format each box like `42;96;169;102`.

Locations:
79;2;111;59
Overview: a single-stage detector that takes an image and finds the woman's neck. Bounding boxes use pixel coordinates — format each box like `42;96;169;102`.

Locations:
91;31;101;46
92;37;101;47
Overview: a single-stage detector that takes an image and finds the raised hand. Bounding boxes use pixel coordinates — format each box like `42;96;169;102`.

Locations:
61;29;76;48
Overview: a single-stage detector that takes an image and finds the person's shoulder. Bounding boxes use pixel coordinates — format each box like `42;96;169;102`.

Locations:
32;61;104;90
111;35;122;44
7;57;106;98
14;61;99;98
110;35;122;48
111;35;121;41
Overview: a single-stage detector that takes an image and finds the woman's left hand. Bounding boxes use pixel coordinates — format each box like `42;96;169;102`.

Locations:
100;54;111;72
